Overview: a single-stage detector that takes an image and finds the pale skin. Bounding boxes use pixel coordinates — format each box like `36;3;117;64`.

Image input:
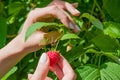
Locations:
0;0;80;80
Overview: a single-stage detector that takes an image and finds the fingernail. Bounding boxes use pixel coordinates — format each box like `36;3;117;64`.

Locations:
69;22;74;29
75;25;80;31
40;53;47;63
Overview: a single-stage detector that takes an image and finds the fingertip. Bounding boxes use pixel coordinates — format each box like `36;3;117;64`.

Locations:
39;53;48;64
31;53;49;80
74;25;81;32
65;2;80;16
73;10;80;16
28;74;32;80
72;3;80;16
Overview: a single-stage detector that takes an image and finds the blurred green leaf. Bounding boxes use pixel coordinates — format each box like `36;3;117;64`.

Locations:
76;62;120;80
104;22;120;38
92;34;119;52
0;16;7;48
103;52;120;64
76;64;99;80
8;2;24;15
0;2;4;16
81;13;103;30
103;0;120;22
64;45;84;62
60;33;80;40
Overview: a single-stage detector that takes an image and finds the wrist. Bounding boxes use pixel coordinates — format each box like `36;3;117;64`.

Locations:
2;34;27;56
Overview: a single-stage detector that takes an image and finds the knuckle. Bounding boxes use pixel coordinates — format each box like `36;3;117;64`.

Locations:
51;5;57;9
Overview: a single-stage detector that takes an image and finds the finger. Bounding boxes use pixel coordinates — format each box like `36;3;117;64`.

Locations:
28;74;33;80
30;53;50;80
28;74;52;80
65;2;80;16
49;1;78;8
49;1;80;16
58;55;76;80
27;8;50;22
53;4;80;32
49;5;71;29
50;64;64;79
28;6;70;29
28;6;80;32
45;77;53;80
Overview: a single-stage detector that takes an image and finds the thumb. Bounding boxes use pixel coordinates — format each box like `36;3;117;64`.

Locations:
30;53;50;80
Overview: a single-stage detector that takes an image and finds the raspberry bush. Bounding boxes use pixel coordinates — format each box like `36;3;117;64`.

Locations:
1;0;120;80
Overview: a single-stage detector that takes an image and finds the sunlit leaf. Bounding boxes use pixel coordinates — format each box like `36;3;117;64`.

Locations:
60;33;80;40
104;22;120;38
76;62;120;80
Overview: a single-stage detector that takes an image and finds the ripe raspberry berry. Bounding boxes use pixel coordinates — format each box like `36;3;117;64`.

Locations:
47;50;60;66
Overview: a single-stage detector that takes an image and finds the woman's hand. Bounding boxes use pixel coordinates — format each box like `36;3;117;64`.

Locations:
20;0;80;53
28;53;76;80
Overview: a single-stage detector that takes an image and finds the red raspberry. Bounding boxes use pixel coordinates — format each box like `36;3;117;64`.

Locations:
47;50;60;66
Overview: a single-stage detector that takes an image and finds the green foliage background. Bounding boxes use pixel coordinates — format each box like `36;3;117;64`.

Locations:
0;0;120;80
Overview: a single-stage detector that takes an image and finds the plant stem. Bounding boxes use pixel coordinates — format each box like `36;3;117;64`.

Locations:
91;0;96;15
94;53;99;65
34;51;37;58
94;0;105;20
98;54;102;68
54;40;60;51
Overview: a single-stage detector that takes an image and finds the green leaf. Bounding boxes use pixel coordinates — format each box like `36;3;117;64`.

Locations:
104;22;120;38
25;22;60;41
76;64;100;80
0;16;7;48
81;13;103;30
103;52;120;64
103;0;120;22
100;62;120;80
64;45;84;62
92;34;119;52
8;2;24;15
60;33;80;40
0;2;5;16
76;62;120;80
1;67;17;80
